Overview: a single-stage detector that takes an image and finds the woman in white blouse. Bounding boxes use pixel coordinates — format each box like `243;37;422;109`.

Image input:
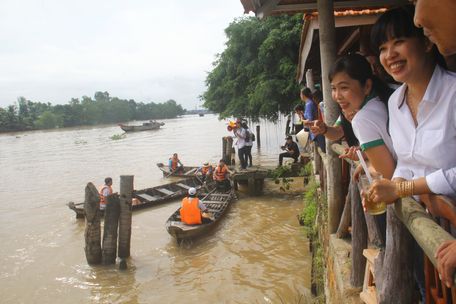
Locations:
369;6;456;203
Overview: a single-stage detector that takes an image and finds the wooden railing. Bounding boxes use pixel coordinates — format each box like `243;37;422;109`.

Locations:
318;143;456;303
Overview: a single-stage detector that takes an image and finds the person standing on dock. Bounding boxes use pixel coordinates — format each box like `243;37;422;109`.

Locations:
168;153;184;174
99;177;113;210
213;159;232;191
279;136;300;167
180;187;212;224
241;121;254;167
233;119;248;169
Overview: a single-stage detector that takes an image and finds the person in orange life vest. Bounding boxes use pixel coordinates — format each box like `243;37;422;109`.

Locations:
179;187;212;224
213;159;232;191
99;177;113;210
197;162;213;182
168;153;184;174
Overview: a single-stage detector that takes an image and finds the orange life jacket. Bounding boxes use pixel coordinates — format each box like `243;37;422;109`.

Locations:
170;157;179;170
214;165;228;181
201;165;212;176
99;185;113;209
180;197;202;225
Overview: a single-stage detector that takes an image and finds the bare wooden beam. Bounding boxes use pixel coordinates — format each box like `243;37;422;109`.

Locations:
258;0;409;16
256;0;281;18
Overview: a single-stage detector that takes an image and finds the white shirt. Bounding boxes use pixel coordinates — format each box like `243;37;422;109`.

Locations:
352;96;396;159
388;65;456;198
234;128;246;149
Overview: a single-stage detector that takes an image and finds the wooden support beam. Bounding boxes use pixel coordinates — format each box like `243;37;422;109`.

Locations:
268;0;408;14
118;175;133;261
84;182;102;265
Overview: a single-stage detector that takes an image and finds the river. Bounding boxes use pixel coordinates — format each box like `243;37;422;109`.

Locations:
0;114;311;303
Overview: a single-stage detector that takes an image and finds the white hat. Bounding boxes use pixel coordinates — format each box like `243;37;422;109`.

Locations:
188;187;197;195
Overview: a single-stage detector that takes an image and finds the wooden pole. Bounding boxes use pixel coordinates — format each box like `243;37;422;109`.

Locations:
256;125;261;148
350;171;367;287
84;182;102;265
118;175;133;261
102;195;120;265
318;0;343;233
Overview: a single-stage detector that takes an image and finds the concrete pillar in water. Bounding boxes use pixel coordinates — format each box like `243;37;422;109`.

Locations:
84;182;102;265
317;0;343;233
118;175;133;262
102;195;120;265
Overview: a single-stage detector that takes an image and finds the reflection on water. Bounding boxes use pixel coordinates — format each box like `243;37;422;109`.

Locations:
0;115;310;303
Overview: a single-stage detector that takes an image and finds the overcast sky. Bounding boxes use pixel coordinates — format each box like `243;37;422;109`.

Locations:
0;0;246;110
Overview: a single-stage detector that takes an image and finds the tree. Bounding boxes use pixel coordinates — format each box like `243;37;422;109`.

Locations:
203;15;302;120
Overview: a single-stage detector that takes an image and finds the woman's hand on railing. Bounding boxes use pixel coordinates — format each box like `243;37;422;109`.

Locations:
436;240;456;287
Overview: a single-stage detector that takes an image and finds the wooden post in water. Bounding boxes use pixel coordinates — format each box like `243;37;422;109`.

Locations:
102;195;120;265
256;125;260;148
84;182;102;265
118;175;133;267
222;137;234;165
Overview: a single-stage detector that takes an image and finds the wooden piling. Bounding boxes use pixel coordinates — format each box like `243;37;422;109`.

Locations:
256;125;260;148
84;182;102;265
102;195;120;265
118;175;133;260
222;137;234;165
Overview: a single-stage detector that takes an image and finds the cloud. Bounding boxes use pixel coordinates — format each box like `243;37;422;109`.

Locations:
0;0;244;109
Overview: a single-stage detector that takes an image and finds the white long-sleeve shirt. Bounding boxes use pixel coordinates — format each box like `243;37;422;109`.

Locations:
388;65;456;198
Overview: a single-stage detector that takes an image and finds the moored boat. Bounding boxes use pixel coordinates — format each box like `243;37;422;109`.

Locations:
68;176;203;219
165;189;235;242
156;162;200;177
119;120;165;132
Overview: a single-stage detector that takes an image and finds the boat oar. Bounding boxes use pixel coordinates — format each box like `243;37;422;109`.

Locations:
164;168;177;178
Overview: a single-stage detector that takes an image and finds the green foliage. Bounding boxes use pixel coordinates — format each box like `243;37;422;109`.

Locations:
203;15;302;120
269;165;294;192
110;133;126;140
0;93;186;133
299;162;313;176
35;111;63;129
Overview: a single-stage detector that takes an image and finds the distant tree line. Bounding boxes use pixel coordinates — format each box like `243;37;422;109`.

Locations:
203;15;302;121
0;91;185;132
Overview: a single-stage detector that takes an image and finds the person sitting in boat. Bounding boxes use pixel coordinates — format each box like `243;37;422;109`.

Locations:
197;162;213;182
213;159;232;191
168;153;184;174
180;187;212;224
99;177;113;210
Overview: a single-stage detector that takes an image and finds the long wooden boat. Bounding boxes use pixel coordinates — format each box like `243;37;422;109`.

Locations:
119;120;165;132
68;176;203;219
156;162;200;177
165;189;235;242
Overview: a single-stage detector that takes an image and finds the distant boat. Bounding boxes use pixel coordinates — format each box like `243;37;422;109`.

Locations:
199;113;204;117
119;120;165;132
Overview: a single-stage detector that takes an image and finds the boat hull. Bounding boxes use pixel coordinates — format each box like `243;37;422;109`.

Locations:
68;176;203;219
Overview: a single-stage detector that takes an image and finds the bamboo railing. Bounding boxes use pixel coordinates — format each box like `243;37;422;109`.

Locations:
321;143;456;303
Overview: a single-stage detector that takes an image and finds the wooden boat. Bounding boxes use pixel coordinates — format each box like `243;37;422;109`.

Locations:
198;113;204;117
119;120;165;132
156;162;200;177
68;176;203;219
165;189;235;242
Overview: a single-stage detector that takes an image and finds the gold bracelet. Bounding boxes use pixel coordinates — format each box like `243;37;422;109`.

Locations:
396;180;415;198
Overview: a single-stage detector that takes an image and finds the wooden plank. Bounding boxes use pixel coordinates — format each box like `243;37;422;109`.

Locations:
203;201;227;205
155;188;175;196
136;193;159;202
184;168;197;175
176;183;192;190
